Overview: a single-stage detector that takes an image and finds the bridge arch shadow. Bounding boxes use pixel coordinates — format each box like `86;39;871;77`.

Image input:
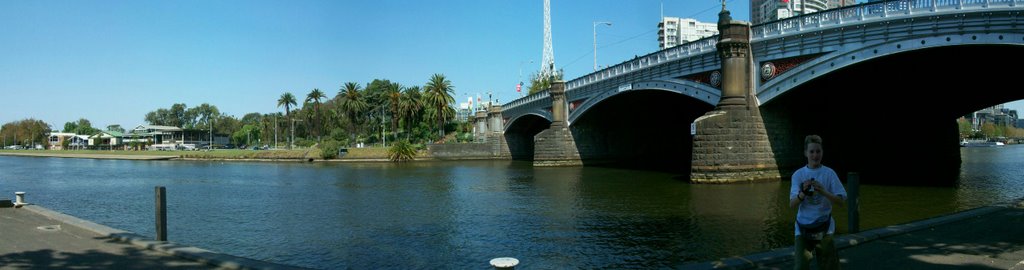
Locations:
761;44;1024;186
568;89;713;174
504;114;551;161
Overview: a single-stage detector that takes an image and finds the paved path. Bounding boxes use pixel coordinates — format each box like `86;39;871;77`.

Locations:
683;205;1024;270
0;206;217;269
0;205;309;270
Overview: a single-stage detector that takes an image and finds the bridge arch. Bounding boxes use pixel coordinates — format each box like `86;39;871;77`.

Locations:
758;28;1024;105
565;87;714;171
503;113;551;161
567;79;720;125
759;43;1024;184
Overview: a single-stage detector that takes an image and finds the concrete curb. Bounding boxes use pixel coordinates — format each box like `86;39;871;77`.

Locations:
679;206;1006;269
22;205;312;270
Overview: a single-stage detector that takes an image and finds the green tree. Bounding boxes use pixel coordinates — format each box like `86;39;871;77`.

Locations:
399;86;424;140
337;82;368;146
306;88;327;142
980;122;998;138
385;82;403;139
424;73;455;138
319;139;342;160
1;119;51;147
62;121;78;133
957;118;973;139
278;92;298;149
527;70;564;95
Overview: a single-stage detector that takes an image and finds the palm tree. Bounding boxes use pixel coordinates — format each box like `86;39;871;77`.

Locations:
424;73;455;138
385;82;403;139
399;86;423;141
277;92;297;149
337;82;368;146
306;88;327;142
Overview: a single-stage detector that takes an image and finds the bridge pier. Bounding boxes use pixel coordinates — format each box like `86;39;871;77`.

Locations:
533;80;582;166
487;105;511;158
473;110;487;143
690;9;781;183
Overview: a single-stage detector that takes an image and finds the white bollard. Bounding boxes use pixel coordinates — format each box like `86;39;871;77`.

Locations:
489;257;519;270
14;192;26;205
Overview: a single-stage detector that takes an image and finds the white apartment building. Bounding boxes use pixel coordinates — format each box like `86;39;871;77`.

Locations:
751;0;852;25
658;17;718;50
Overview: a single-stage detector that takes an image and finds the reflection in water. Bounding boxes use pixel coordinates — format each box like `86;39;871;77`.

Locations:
0;145;1021;268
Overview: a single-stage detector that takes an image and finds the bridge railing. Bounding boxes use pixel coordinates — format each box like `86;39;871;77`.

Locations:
753;0;1022;39
503;34;719;112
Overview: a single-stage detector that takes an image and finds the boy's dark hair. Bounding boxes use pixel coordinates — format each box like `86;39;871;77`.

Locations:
804;135;823;151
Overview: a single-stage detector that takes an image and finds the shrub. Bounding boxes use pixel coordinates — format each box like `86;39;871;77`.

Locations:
320;139;342;160
387;140;417;162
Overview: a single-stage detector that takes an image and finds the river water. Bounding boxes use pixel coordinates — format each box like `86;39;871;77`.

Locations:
0;145;1022;269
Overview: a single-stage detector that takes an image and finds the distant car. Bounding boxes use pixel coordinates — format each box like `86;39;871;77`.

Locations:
5;145;23;150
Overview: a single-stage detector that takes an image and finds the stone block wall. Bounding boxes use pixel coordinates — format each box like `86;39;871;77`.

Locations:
691;107;781;183
533;123;582;166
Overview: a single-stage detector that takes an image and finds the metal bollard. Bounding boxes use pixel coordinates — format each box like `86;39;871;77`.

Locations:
490;257;519;270
14;191;26;205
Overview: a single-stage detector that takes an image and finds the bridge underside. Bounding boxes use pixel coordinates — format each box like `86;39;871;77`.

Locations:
762;45;1024;186
569;90;713;173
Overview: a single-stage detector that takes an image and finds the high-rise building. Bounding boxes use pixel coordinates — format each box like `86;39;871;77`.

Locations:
657;17;718;50
750;0;833;25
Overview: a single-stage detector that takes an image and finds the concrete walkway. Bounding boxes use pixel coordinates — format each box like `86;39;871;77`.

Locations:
682;205;1024;269
0;205;308;270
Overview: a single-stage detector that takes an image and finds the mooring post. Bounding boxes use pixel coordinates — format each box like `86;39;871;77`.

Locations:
155;186;167;241
847;172;860;233
14;191;26;206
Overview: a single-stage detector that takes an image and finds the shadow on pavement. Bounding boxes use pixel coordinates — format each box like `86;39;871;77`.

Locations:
0;247;208;269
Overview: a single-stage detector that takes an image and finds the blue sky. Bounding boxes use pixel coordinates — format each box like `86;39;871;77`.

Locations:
1;0;1021;130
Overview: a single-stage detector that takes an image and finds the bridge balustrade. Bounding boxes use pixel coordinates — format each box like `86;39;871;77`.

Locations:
755;0;1022;38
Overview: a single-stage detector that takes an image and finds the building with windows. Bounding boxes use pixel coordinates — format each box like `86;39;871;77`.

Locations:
750;0;853;25
657;17;718;49
47;132;89;150
964;103;1020;130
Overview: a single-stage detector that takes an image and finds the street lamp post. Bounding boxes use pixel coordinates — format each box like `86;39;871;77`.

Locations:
593;21;612;71
518;60;533;97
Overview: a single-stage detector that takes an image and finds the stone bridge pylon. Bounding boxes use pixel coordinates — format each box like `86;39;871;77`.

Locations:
533;79;582;166
690;8;781;183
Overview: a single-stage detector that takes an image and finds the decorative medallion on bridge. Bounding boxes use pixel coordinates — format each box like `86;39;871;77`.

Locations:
760;62;776;80
681;70;722;89
568;98;588;112
709;71;722;87
758;54;824;83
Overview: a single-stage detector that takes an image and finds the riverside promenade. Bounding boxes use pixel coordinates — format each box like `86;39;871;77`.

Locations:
0;205;308;270
682;204;1024;269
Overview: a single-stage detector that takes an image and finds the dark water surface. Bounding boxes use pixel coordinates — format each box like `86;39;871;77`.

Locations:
0;145;1022;269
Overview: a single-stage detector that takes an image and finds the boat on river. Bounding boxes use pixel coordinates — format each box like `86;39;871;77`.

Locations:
961;139;1005;147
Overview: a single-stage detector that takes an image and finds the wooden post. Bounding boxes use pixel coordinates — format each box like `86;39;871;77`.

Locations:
155;186;167;241
847;172;860;233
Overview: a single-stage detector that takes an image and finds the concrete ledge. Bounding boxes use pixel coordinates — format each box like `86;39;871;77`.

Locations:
22;205;310;270
679;206;1006;269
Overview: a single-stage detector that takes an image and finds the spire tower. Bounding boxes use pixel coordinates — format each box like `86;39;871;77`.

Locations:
541;0;555;78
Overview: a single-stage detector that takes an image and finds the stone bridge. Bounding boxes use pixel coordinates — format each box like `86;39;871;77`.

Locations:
474;0;1024;184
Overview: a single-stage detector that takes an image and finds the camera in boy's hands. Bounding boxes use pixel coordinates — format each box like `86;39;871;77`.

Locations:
803;178;816;197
